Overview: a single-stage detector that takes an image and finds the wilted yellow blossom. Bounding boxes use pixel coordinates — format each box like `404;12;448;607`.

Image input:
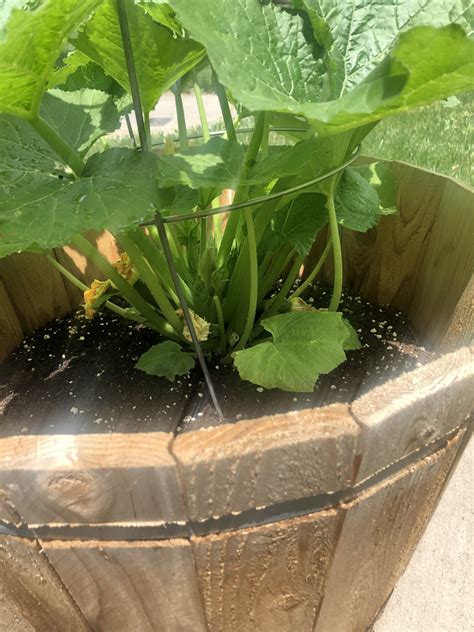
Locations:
113;252;138;283
83;279;112;319
176;308;210;342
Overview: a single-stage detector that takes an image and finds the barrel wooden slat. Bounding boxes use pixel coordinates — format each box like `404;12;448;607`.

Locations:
0;252;72;334
441;276;474;351
323;163;473;346
0;494;89;632
0;279;23;362
42;539;207;632
0;433;186;525
351;347;473;483
191;509;339;632
173;404;359;520
314;429;465;632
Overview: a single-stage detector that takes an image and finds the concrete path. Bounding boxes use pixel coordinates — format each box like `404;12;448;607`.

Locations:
375;438;473;631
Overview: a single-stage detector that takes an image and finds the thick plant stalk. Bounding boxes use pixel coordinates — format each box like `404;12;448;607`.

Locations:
29;116;85;177
213;74;237;142
118;233;183;334
193;71;210;142
173;80;188;151
289;239;332;299
326;192;343;311
231;208;259;352
262;254;305;319
70;235;171;335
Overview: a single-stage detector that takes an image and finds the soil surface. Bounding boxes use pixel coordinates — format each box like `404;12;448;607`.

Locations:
0;284;436;437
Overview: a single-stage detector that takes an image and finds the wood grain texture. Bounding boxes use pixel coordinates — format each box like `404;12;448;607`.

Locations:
0;433;186;525
405;171;473;347
440;275;474;351
173;404;360;520
0;494;89;632
43;539;207;632
0;279;23;362
351;346;473;482
0;252;72;334
191;508;339;632
315;429;465;632
319;161;473;348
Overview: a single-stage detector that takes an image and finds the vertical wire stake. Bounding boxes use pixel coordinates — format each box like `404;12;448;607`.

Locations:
116;0;223;420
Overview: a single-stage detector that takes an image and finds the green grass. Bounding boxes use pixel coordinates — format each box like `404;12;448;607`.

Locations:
363;94;473;186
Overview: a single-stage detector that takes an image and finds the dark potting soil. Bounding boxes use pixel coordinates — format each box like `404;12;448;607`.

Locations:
0;285;436;437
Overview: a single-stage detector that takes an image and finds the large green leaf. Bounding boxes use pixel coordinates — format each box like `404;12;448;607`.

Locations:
135;341;195;380
334;167;382;232
303;25;474;133
136;0;183;34
246;139;320;185
300;0;473;97
73;0;205;112
0;0;102;118
272;192;328;255
40;89;123;156
170;0;473;134
0;116;160;257
168;0;325;113
157;137;246;189
233;311;354;391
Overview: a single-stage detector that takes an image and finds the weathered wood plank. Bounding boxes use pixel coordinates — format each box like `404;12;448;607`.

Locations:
191;508;339;632
440;275;474;351
351;347;473;482
0;279;23;362
336;161;445;310
43;539;207;632
173;404;359;520
0;493;90;632
0;433;186;525
315;429;465;632
0;252;72;334
405;174;473;346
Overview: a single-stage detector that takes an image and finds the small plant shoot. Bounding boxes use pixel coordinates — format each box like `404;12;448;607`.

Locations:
0;0;472;392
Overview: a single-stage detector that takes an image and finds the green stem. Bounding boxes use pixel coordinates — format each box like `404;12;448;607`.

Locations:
263;254;305;319
258;244;294;301
213;295;226;354
217;112;266;270
290;239;332;299
71;234;171;335
231;208;259;352
260;112;270;159
29;116;85;177
327;191;343;311
116;0;149;151
118;233;182;333
130;227;188;303
124;113;137;147
213;72;236;142
143;110;152;148
193;72;210;142
46;254;147;324
173;81;188;151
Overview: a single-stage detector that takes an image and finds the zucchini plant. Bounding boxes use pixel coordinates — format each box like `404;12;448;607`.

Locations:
0;0;472;393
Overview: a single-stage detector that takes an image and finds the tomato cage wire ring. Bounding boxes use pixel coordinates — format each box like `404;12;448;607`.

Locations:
141;143;361;226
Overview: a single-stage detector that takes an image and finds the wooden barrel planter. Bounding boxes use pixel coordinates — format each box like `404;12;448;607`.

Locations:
0;161;472;632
